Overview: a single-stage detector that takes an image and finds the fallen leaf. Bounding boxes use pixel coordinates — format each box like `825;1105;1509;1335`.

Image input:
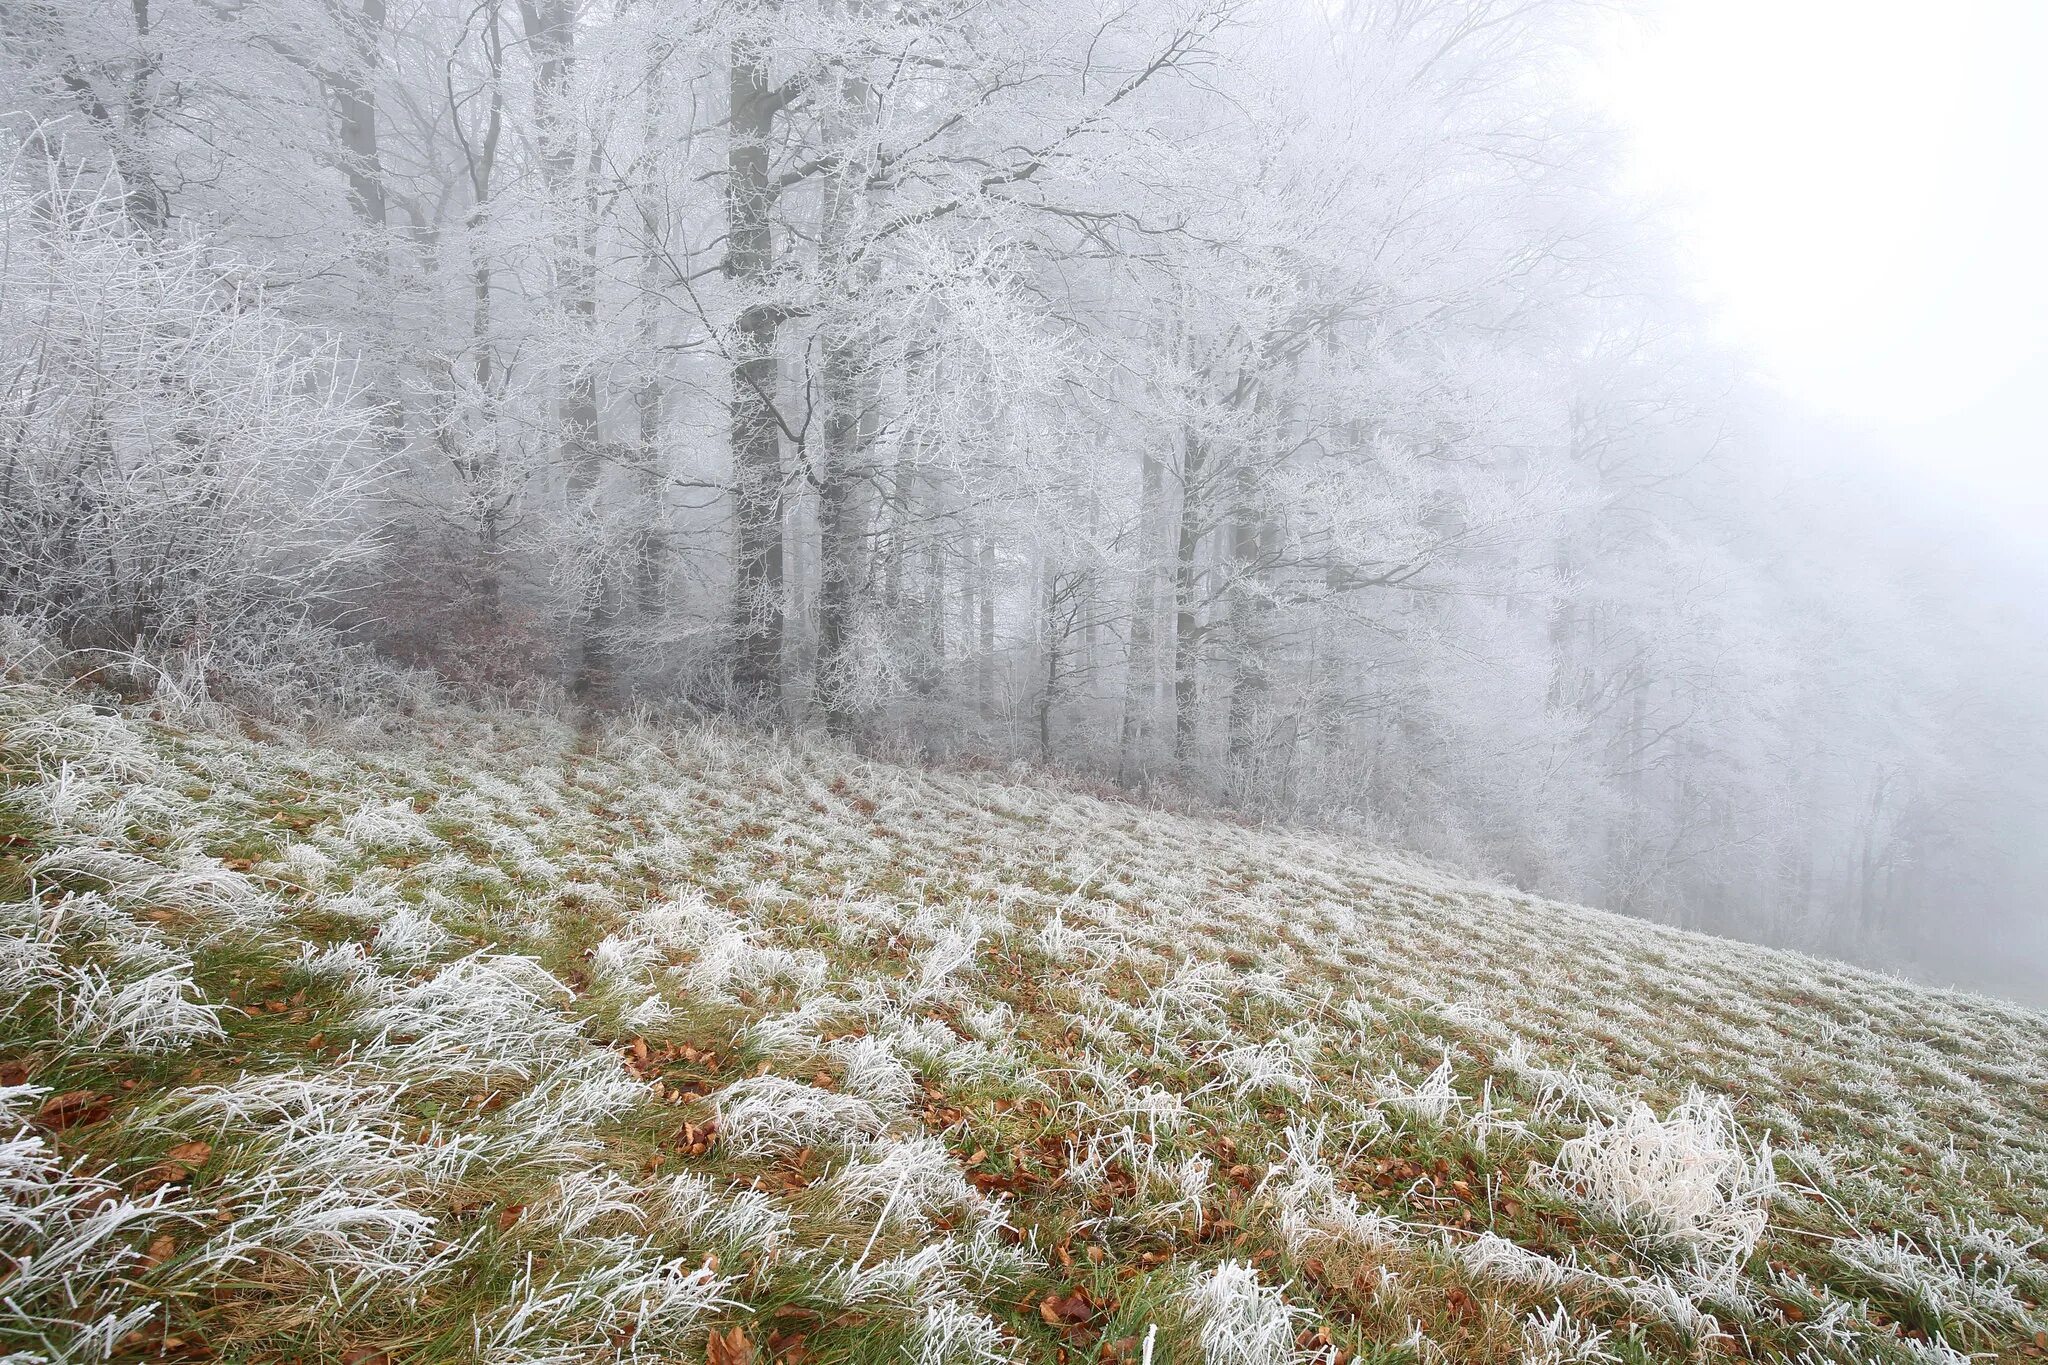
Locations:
705;1325;755;1365
1039;1286;1101;1330
166;1141;213;1166
142;1234;177;1269
35;1089;108;1131
132;1162;191;1195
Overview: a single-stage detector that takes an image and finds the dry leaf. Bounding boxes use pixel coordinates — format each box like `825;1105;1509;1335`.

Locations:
35;1089;108;1131
132;1162;191;1195
1038;1286;1101;1330
705;1325;755;1365
167;1141;213;1166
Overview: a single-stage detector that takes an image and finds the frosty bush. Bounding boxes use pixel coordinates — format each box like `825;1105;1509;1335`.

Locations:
0;151;380;651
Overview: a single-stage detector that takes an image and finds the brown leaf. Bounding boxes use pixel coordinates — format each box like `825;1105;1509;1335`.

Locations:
35;1089;108;1131
132;1162;191;1195
705;1325;756;1365
1039;1286;1101;1329
340;1350;389;1365
166;1141;213;1166
497;1204;525;1230
142;1234;178;1269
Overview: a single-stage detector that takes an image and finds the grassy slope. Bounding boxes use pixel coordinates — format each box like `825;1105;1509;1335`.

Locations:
2;679;2045;1365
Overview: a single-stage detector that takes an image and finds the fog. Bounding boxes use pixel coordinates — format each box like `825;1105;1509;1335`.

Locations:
1601;0;2048;539
3;0;2043;1003
1598;0;2048;1001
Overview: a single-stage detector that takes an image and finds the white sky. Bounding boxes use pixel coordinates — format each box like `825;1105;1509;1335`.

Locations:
1594;0;2048;540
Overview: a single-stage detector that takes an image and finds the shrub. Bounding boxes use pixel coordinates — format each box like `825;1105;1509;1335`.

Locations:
0;148;381;651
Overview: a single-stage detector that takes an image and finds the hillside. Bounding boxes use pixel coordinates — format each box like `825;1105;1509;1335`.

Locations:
3;678;2044;1365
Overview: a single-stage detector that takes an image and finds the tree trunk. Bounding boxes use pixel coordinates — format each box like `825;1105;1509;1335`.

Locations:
519;0;614;710
977;536;996;717
918;470;946;696
1038;575;1061;767
1171;429;1209;764
726;27;785;716
634;228;668;619
1224;460;1273;787
1119;445;1163;780
814;56;874;736
119;0;167;231
463;4;506;621
330;0;388;229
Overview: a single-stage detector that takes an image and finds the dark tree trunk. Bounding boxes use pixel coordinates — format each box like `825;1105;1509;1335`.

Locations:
727;29;785;715
814;59;874;736
330;0;388;229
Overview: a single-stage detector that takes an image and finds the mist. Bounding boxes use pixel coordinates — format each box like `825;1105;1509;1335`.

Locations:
3;0;2043;1004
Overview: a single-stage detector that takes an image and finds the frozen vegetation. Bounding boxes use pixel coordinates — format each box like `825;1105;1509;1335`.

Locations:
2;665;2044;1364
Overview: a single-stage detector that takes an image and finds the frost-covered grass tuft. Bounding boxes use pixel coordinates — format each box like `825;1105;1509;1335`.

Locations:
712;1074;887;1156
1520;1301;1616;1365
1182;1262;1304;1365
1543;1091;1775;1277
